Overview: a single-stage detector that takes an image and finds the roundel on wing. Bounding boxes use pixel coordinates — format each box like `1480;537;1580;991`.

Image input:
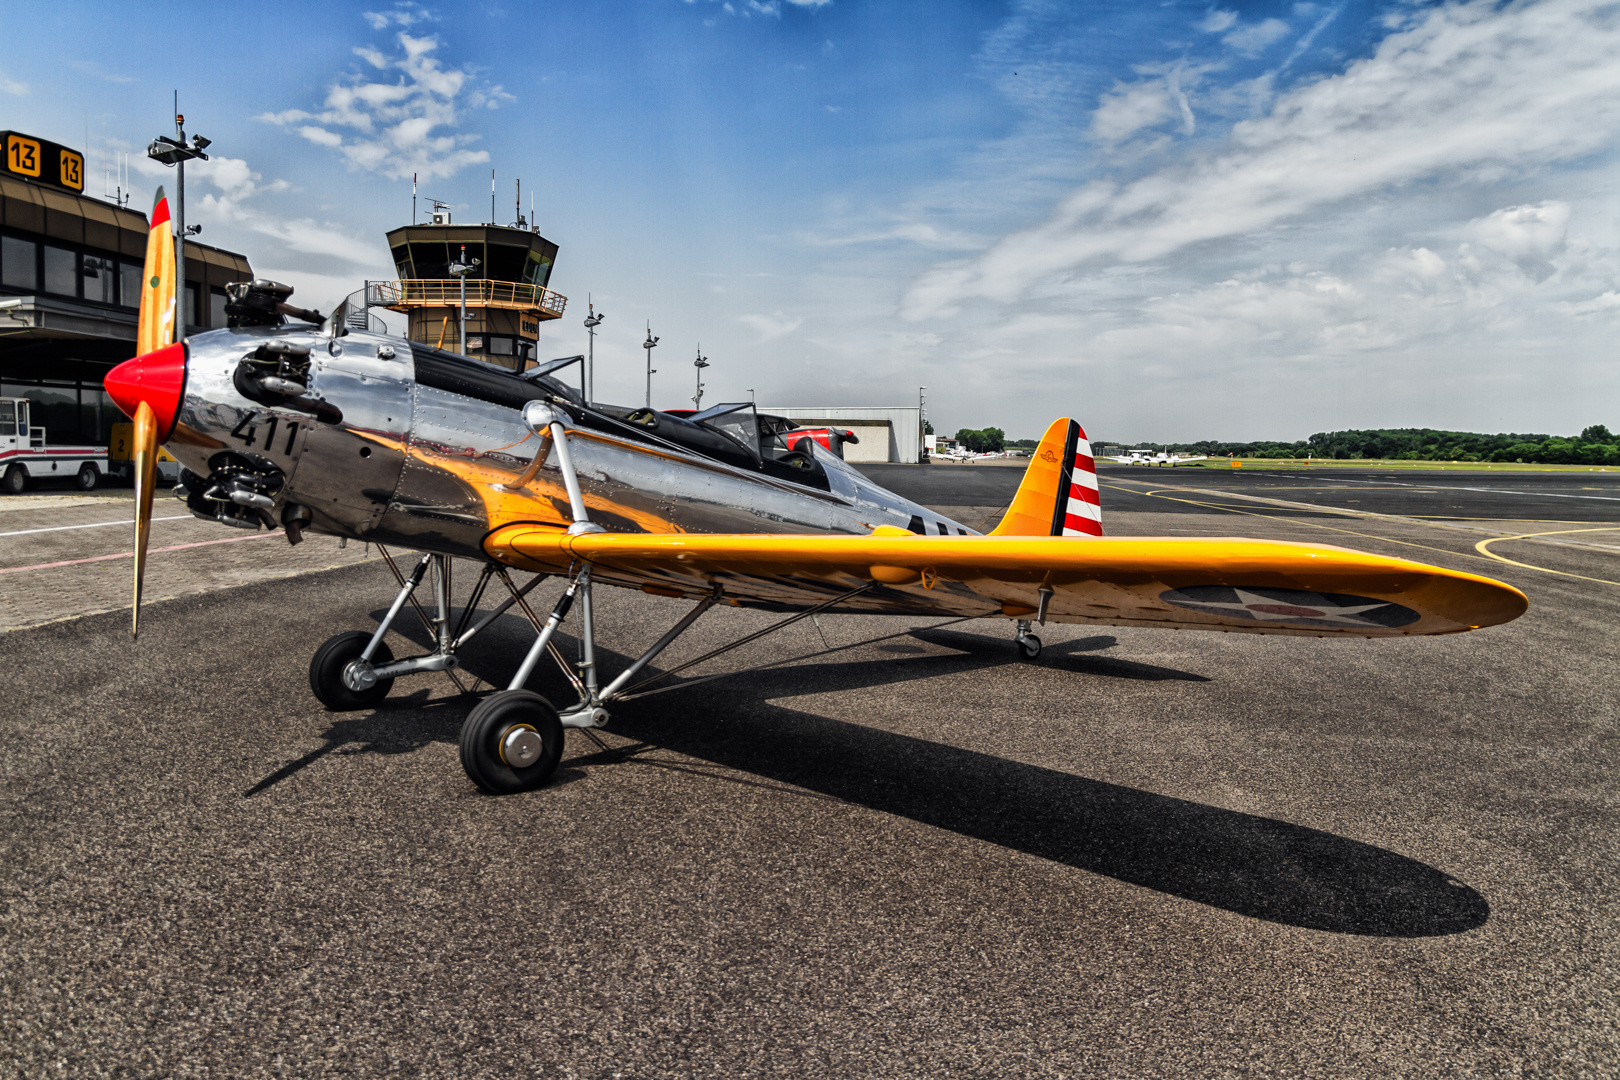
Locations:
1160;586;1421;629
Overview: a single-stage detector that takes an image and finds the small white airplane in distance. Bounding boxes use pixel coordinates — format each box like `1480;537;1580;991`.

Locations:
1114;449;1208;466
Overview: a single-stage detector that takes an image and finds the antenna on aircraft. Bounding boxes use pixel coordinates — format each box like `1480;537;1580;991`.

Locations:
643;326;659;409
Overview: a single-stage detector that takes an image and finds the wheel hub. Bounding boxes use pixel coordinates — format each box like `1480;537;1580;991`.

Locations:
343;658;378;691
500;724;544;768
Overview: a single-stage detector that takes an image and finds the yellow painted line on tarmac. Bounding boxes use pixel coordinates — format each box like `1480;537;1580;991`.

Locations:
1122;487;1510;565
1473;528;1620;586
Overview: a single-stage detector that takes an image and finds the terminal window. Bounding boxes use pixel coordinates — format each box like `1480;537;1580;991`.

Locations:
83;256;116;305
120;263;141;309
42;245;76;297
1;235;36;290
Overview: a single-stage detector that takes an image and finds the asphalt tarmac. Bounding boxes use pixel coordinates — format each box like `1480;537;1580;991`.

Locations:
3;466;1617;1078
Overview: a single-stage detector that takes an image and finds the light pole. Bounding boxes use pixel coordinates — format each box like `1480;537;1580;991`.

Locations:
583;297;604;407
146;98;209;338
642;326;659;409
448;244;480;354
918;386;928;463
693;346;709;410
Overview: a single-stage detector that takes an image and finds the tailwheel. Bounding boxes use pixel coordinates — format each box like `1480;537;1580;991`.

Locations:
1016;633;1042;660
309;630;394;711
459;690;564;795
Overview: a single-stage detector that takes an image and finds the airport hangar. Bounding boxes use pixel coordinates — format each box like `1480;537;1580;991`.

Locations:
757;405;924;464
0;130;252;447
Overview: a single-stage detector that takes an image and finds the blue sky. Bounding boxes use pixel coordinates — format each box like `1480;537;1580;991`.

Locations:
6;0;1620;440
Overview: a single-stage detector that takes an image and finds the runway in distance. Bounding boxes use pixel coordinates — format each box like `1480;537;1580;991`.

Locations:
101;197;1529;794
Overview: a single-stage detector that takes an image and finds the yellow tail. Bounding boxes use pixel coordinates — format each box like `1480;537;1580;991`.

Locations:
990;417;1102;536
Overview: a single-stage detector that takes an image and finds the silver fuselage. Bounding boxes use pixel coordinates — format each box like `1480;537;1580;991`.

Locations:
168;327;974;558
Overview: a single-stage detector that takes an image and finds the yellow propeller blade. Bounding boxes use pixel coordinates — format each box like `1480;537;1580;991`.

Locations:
130;400;158;639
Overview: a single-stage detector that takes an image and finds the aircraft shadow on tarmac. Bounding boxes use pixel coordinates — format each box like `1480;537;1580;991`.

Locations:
247;609;1487;939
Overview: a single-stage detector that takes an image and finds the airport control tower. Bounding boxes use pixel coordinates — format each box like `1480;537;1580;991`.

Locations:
374;206;566;371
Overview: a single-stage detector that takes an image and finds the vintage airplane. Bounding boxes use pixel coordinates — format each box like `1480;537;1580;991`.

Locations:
104;197;1528;796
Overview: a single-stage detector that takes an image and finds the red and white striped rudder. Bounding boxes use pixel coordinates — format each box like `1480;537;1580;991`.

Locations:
1053;421;1103;536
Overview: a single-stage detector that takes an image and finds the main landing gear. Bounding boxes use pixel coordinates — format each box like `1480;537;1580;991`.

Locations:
306;401;1050;795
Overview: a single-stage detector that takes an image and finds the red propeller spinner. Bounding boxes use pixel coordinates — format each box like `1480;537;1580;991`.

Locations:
105;342;187;438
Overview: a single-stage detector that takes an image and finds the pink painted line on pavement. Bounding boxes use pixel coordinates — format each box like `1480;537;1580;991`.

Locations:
0;530;281;576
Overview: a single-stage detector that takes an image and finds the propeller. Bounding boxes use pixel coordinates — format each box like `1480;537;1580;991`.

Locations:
104;187;181;639
130;401;158;636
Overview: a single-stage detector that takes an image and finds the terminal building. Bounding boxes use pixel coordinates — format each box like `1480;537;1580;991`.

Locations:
0;130;252;446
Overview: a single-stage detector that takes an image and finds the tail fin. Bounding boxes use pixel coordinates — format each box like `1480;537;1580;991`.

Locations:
990;418;1103;537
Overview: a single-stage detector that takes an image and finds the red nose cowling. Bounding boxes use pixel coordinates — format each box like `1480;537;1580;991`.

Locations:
104;342;187;441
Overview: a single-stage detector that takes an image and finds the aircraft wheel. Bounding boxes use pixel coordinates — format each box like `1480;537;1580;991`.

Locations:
77;463;100;491
2;465;27;495
459;690;564;795
308;631;394;711
1016;634;1042;660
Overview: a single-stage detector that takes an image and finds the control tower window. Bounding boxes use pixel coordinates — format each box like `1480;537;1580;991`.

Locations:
524;250;553;288
487;244;527;284
408;242;451;278
1;236;36;289
391;244;411;278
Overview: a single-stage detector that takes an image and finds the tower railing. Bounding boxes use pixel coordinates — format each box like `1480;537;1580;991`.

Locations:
371;279;568;319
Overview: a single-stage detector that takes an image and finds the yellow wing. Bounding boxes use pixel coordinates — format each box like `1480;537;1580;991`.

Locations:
484;525;1527;638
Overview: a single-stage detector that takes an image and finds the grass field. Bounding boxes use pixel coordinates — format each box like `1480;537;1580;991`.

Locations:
1162;458;1619;473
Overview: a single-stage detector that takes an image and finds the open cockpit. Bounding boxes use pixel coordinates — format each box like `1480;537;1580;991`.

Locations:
407;343;838;491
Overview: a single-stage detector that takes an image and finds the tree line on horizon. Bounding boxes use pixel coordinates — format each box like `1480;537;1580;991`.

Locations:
1089;425;1620;464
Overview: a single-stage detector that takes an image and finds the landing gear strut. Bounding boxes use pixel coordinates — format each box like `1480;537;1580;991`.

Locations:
304;401;880;795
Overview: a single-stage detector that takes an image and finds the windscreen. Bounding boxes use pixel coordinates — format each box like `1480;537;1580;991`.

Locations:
699;404;760;462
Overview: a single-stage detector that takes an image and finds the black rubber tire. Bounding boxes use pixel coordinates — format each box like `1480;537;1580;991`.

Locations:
459;690;564;795
308;630;395;711
1017;634;1042;660
2;465;26;495
77;463;99;491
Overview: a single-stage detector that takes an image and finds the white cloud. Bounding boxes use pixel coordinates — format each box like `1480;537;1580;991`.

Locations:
258;27;501;181
130;152;379;273
1468;201;1570;278
0;72;26;96
738;311;804;341
1199;10;1238;34
298;126;344;148
803;222;983;250
1090;81;1176;143
905;0;1620;320
1223;17;1291;57
1090;64;1205;144
363;2;434;30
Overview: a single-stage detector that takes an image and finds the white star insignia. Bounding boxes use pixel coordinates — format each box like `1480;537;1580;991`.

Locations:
1168;588;1396;626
